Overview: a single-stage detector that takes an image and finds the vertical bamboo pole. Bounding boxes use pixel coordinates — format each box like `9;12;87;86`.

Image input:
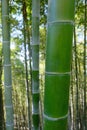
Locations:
0;3;4;129
43;0;75;130
74;27;79;130
22;1;32;129
0;54;4;130
32;0;40;130
83;0;87;129
0;59;4;130
1;0;14;129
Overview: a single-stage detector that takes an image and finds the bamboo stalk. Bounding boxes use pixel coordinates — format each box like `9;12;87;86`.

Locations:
1;0;14;129
32;0;40;129
74;27;79;130
83;0;87;129
22;1;32;129
43;0;75;130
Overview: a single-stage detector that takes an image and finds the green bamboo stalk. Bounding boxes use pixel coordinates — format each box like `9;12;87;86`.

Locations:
1;0;14;130
32;0;40;130
43;0;75;130
23;17;31;130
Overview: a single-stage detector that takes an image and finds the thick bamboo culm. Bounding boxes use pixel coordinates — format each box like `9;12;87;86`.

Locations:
1;0;14;129
32;0;40;130
43;0;75;130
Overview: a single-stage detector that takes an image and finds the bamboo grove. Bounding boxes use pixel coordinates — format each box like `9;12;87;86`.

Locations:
0;0;87;130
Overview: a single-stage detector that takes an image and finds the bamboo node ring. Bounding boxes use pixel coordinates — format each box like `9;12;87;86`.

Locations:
48;20;74;25
5;105;13;108
5;85;12;88
3;41;10;43
6;123;14;126
43;113;68;121
32;90;40;94
2;15;9;17
45;71;71;75
4;64;11;67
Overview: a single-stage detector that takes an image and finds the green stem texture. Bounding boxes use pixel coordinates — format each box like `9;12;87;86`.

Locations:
43;0;75;130
2;0;14;130
32;0;40;130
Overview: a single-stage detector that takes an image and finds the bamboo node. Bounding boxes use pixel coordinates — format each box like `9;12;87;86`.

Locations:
4;64;11;67
43;113;68;121
32;69;39;71
6;123;14;126
48;20;74;25
5;85;12;88
32;90;39;94
2;15;9;17
45;71;71;75
3;41;10;43
31;43;39;46
5;105;13;108
32;112;39;115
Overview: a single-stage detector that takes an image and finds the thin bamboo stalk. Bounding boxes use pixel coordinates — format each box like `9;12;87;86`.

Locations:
1;0;14;129
22;1;32;129
74;27;79;130
32;0;40;129
83;0;87;129
43;0;75;130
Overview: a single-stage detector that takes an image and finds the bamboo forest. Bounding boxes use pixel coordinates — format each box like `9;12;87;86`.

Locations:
0;0;87;130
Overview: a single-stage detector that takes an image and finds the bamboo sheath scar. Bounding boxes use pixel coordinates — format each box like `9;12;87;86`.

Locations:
31;44;39;46
6;124;14;127
5;85;12;88
43;113;68;121
32;90;40;94
3;41;10;43
4;64;11;67
48;20;74;25
45;71;71;75
5;105;13;108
